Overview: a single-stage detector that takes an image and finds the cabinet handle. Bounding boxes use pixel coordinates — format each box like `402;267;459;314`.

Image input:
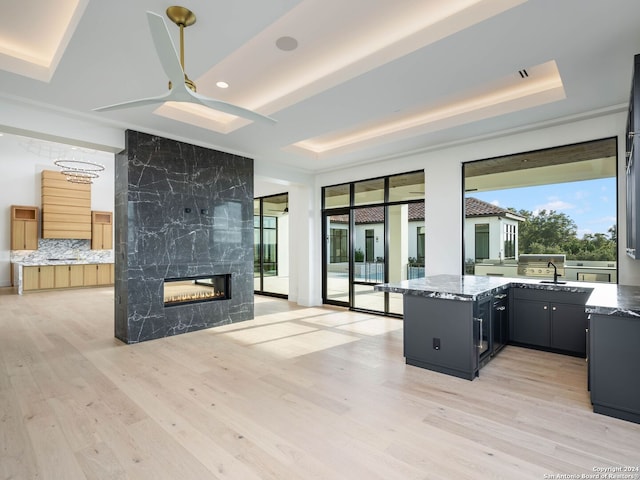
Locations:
496;306;506;311
476;317;483;350
543;305;548;310
552;306;557;311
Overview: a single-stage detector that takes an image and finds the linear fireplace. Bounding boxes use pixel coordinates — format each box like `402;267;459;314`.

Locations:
164;274;231;307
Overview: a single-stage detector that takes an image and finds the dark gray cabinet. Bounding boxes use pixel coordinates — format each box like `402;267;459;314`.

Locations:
403;295;479;380
626;53;640;258
590;313;640;424
492;293;509;354
511;288;589;356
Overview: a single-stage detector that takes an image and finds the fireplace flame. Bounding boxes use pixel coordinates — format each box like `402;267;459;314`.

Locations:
164;288;225;305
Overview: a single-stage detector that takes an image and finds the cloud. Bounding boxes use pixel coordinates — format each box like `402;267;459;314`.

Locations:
490;199;500;207
533;199;575;214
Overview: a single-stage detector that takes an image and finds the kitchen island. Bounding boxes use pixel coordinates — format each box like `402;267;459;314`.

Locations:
375;274;640;424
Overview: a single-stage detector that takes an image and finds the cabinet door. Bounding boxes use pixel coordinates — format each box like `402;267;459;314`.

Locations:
23;266;39;291
69;265;84;287
39;266;55;289
102;224;113;249
550;303;588;355
24;221;38;250
512;299;550;347
83;265;98;286
54;265;70;288
97;264;111;285
12;220;37;250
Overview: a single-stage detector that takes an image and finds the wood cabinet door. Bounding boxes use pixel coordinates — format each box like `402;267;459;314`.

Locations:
102;224;113;249
24;221;38;250
11;220;37;250
83;265;98;286
23;266;39;291
39;266;55;289
69;265;84;287
54;266;70;288
11;220;26;250
97;264;111;285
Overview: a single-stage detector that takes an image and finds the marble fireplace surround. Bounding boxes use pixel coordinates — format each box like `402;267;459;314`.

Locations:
114;130;254;344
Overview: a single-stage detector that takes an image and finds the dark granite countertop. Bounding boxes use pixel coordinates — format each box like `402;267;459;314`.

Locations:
375;274;640;318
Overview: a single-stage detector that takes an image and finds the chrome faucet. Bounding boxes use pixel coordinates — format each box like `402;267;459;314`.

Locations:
547;261;561;283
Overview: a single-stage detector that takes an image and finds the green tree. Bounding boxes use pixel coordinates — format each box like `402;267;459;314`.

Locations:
515;209;616;261
517;209;577;253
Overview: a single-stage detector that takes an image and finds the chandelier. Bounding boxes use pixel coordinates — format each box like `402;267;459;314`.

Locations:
53;157;104;184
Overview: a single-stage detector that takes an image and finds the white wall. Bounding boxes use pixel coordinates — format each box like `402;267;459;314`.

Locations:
0;133;115;287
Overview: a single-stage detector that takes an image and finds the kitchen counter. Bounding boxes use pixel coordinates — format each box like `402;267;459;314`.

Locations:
375;274;640;317
12;258;114;294
378;274;640;424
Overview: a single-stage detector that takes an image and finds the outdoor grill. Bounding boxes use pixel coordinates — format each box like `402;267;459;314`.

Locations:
516;254;566;278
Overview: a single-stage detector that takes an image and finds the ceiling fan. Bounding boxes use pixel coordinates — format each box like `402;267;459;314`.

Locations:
94;6;277;125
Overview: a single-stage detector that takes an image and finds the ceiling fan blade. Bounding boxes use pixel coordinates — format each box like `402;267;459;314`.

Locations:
146;11;185;87
93;90;173;112
189;90;277;125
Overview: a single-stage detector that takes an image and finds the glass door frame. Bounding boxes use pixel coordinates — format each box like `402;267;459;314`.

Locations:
322;207;351;307
254;193;288;299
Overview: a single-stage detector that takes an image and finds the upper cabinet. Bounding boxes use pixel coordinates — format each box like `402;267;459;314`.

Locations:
41;170;92;239
627;54;640;259
91;211;113;250
10;205;39;250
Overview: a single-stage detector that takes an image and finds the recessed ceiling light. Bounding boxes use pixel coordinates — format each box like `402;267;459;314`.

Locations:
216;81;229;89
275;36;298;51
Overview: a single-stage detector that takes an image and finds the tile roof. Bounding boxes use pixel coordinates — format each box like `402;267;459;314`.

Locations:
330;197;523;224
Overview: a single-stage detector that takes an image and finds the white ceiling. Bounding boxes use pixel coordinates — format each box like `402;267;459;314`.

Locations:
1;0;639;174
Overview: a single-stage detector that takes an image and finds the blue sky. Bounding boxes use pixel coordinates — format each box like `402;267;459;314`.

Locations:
469;178;617;239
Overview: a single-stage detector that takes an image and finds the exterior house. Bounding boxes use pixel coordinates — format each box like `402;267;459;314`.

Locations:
463;197;525;263
328;197;523;271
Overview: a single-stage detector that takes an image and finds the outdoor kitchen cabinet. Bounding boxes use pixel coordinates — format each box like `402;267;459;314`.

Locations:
511;288;589;356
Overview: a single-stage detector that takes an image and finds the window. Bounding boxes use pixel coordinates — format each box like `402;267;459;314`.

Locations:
475;224;489;261
504;223;516;259
417;226;425;264
330;228;348;263
463;137;617;283
263;216;277;276
365;229;374;262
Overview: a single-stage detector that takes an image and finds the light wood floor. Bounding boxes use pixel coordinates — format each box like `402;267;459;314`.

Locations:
1;287;639;479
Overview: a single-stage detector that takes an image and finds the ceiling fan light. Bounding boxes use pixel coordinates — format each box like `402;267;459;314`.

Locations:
216;81;229;89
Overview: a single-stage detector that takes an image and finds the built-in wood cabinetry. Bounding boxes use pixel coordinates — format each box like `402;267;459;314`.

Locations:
83;264;112;286
41;170;91;239
11;205;39;250
54;265;85;288
23;266;55;291
22;263;113;291
91;211;113;249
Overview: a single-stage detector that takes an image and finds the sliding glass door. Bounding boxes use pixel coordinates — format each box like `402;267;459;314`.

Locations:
322;171;424;315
